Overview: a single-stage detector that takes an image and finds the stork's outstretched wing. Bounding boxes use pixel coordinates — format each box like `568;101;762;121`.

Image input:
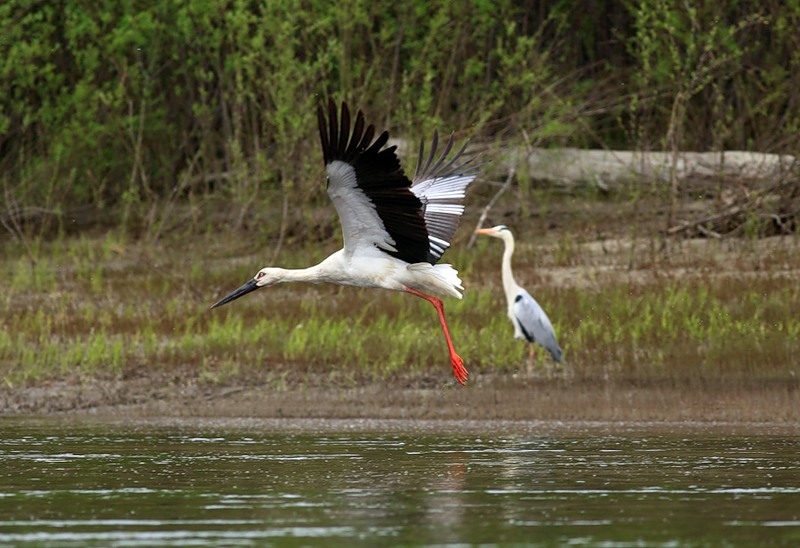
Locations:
318;100;429;264
317;100;478;265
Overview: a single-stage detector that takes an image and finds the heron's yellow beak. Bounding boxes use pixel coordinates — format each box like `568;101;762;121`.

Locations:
474;228;496;235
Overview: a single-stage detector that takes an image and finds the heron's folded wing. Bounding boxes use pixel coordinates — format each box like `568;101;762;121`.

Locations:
513;289;562;361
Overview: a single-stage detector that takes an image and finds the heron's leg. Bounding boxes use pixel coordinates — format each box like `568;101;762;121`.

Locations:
527;345;536;378
404;287;468;385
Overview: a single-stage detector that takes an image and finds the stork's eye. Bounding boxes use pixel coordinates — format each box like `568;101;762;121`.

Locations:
256;272;265;280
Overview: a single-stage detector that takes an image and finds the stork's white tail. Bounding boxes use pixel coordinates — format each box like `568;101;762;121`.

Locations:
407;262;464;298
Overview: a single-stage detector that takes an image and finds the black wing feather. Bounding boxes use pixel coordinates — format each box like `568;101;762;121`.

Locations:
317;99;430;264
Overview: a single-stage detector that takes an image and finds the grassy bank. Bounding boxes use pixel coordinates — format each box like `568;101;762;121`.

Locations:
3;191;799;395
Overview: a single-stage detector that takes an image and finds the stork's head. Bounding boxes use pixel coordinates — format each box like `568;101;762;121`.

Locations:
474;225;512;240
210;267;282;309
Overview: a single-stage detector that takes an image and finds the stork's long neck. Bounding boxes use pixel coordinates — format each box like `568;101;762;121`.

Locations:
272;264;329;284
501;233;521;297
269;252;345;285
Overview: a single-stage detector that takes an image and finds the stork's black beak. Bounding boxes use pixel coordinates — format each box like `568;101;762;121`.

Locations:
210;279;260;309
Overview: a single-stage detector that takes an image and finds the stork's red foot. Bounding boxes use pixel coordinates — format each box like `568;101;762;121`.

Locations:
451;355;468;385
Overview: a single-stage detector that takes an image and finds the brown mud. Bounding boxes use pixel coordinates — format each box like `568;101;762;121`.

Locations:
3;367;798;426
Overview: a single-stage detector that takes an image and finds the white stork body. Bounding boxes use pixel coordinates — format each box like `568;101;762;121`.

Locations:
212;100;479;384
475;225;563;372
250;249;463;298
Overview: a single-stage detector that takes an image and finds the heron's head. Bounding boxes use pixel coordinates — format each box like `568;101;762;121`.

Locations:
474;225;511;239
210;267;282;309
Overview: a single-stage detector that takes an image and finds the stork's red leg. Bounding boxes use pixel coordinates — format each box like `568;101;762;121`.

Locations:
404;287;468;385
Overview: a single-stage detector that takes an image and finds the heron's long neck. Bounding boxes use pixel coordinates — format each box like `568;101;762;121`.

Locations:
501;234;520;296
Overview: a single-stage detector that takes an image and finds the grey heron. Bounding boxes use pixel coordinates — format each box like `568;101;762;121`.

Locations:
474;225;563;373
211;100;480;384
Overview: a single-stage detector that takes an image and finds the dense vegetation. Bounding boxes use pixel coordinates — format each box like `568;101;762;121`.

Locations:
2;1;800;242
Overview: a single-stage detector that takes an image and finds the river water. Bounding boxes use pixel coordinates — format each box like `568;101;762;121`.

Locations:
0;417;798;546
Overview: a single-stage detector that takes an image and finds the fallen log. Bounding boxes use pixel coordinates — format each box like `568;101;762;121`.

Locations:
505;148;797;187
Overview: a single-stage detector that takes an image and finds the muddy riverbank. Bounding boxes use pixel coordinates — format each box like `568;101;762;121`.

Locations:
3;369;798;424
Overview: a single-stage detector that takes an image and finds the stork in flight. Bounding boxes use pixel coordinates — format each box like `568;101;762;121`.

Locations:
474;225;562;374
211;100;480;384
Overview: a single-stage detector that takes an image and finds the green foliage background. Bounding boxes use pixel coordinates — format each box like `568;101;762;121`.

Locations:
2;0;799;237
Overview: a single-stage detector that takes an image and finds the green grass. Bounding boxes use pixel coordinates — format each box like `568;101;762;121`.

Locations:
2;228;799;388
558;281;800;382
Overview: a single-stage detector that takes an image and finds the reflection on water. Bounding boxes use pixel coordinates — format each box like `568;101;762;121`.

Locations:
0;418;799;546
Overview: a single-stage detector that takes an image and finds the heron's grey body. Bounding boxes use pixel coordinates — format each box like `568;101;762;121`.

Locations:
511;288;562;362
476;225;562;364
